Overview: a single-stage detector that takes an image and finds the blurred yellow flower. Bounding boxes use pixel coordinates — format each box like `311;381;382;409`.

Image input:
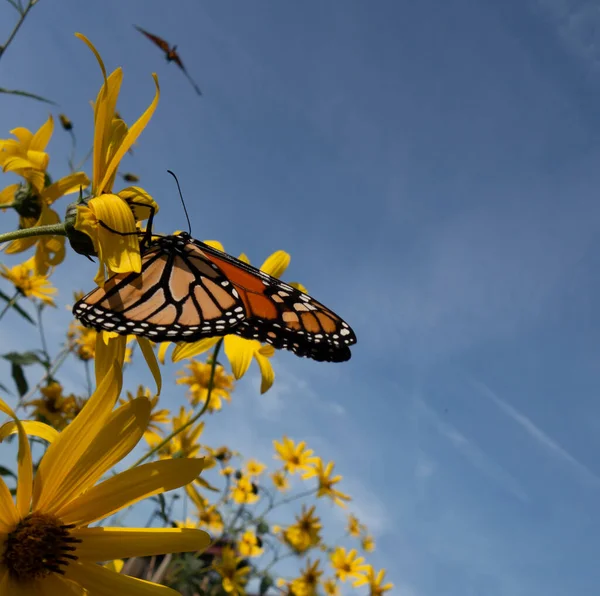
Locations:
284;505;322;554
24;382;81;431
0;366;210;594
213;546;250;596
70;34;159;286
238;530;263;558
303;459;351;507
221;465;234;476
176;359;234;411
362;534;375;553
245;458;266;477
347;513;363;537
292;559;323;596
271;469;289;492
231;475;259;505
274;436;318;475
198;504;224;533
352;566;394;594
330;547;369;584
323;577;340;596
146;406;204;460
0;257;57;305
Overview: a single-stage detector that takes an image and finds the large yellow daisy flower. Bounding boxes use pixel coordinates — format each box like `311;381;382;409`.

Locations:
0;364;210;594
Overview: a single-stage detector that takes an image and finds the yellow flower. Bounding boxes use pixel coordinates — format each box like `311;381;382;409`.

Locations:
0;365;210;593
24;382;82;431
347;513;363;537
302;459;351;507
0;257;57;305
70;34;159;286
330;547;369;583
231;475;259;504
271;469;289;492
352;566;394;594
274;436;318;475
119;386;169;444
165;244;307;394
323;577;340;596
213;546;250;596
238;530;263;557
176;359;234;411
245;458;266;477
221;465;234;476
284;505;322;554
198;504;224;533
361;534;375;552
291;559;323;596
148;406;204;459
0;115;90;274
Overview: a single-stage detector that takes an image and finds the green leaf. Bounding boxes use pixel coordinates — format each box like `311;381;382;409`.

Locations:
0;290;35;325
2;351;44;366
0;87;56;105
11;363;27;396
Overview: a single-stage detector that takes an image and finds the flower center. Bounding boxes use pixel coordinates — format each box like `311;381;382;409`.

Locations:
2;512;80;581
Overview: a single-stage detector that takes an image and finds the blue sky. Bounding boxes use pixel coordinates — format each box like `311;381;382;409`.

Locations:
2;0;600;594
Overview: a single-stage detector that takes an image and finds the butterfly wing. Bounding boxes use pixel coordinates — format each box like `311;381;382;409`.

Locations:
192;239;357;362
134;25;171;54
73;236;246;342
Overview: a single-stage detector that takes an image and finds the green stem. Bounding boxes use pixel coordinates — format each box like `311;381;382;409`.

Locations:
0;223;67;245
130;338;224;468
0;291;19;320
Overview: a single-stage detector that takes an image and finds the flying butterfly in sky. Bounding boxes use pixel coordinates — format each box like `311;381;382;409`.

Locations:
134;25;202;96
73;190;357;363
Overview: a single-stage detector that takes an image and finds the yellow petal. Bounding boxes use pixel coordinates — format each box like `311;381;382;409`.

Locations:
0;183;18;205
289;281;309;294
10;126;33;146
34;206;65;274
118;186;159;221
95;333;126;387
0;420;59;443
137;337;162;395
203;240;225;252
25;150;50;173
58;458;206;526
254;350;275;394
43;397;150;516
224;335;256;379
65;560;182;595
30;114;53;152
157;341;171;364
0;475;18;531
238;252;250;264
33;363;122;510
260;250;290;278
100;74;160;193
74;527;211;561
172;337;220;363
42;172;90;205
0;398;32;518
90;194;141;275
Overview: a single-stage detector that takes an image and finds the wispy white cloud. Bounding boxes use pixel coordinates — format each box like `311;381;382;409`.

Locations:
471;379;600;488
417;399;529;502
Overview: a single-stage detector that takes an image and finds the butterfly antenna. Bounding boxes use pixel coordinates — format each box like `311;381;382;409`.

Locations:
167;169;192;235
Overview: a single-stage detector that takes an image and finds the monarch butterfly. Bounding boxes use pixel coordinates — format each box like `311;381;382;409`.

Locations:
73;226;357;363
134;25;202;96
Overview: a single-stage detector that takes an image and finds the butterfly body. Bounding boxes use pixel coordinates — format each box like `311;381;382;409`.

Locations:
73;233;357;362
134;25;202;96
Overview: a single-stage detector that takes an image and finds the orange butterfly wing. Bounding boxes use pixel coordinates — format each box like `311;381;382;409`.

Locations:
73;236;245;342
73;233;357;362
134;25;171;54
192;239;357;362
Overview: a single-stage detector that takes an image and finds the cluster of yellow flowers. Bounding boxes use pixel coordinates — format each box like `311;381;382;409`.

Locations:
0;28;392;596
